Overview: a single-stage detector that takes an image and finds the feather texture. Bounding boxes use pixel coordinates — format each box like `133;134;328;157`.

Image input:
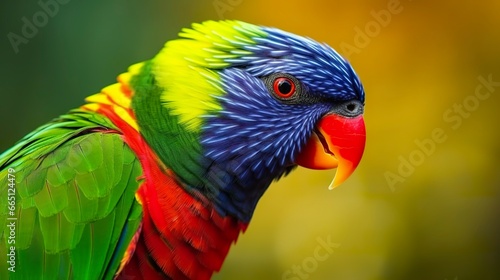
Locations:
0;72;143;280
0;19;365;279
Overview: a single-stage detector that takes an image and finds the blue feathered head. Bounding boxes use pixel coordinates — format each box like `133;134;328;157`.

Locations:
148;20;366;222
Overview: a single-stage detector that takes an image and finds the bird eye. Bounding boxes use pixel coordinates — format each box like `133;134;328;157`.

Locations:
273;77;296;98
265;73;303;103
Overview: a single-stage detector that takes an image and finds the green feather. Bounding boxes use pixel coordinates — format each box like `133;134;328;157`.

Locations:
64;180;99;223
131;61;205;189
33;181;68;217
0;109;143;280
17;206;36;249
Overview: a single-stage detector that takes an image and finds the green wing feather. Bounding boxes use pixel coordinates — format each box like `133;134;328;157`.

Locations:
0;109;143;280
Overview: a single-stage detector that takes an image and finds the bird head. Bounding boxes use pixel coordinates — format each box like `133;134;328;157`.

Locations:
133;20;365;221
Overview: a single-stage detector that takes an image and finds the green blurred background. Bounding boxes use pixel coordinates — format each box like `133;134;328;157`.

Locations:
1;0;499;279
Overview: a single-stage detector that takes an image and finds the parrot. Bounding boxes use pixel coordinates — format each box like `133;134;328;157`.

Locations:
0;20;366;279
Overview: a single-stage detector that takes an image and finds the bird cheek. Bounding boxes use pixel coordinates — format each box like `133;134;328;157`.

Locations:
295;114;366;188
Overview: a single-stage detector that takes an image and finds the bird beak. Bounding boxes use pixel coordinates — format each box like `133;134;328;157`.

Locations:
295;114;366;189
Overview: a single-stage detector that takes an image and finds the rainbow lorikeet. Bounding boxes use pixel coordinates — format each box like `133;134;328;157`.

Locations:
0;20;366;279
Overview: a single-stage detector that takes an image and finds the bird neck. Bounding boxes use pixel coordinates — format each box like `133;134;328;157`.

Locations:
129;61;283;223
82;71;248;278
118;126;247;279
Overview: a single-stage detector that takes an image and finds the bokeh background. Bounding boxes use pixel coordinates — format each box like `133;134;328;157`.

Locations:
1;0;499;279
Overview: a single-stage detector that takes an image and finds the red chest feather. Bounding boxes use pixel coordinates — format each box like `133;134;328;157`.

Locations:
93;101;247;279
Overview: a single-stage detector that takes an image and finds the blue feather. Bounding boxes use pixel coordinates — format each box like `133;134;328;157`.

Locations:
196;24;364;222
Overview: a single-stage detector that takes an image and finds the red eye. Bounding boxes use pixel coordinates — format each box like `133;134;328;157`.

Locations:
273;77;296;98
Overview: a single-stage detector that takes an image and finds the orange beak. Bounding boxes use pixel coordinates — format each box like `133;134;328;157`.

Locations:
295;114;366;189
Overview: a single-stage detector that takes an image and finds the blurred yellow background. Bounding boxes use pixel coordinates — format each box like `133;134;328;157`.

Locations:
1;0;499;279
